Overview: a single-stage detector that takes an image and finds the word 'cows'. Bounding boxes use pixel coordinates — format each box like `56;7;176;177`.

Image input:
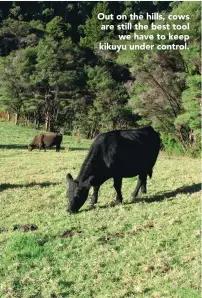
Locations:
66;126;160;213
28;133;62;152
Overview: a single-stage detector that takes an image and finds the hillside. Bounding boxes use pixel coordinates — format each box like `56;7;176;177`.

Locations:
0;123;201;298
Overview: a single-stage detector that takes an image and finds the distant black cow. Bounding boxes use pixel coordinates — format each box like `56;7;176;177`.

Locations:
66;126;161;213
28;133;63;152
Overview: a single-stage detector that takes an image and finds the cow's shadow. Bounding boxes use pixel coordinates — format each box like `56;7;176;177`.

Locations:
0;182;60;192
81;182;201;213
0;144;27;149
68;147;89;151
133;183;201;204
0;144;66;150
0;144;88;151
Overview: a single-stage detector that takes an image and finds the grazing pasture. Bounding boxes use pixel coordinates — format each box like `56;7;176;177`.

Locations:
0;123;200;298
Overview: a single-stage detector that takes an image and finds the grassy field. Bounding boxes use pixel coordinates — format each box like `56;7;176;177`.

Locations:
0;122;201;298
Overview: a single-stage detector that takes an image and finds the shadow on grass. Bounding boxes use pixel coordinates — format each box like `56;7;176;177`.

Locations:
0;144;27;149
0;144;66;150
136;182;201;203
0;181;60;192
0;144;88;151
78;182;201;213
68;147;89;151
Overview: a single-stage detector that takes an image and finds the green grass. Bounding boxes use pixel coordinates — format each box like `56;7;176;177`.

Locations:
0;122;201;298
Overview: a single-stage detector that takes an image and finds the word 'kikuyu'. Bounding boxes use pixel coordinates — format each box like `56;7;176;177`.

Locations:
99;43;126;52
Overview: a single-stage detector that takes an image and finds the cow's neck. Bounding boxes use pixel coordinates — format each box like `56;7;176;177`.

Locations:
76;143;100;183
76;157;95;183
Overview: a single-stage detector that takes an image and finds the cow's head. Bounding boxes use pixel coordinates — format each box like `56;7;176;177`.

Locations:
66;173;93;214
28;144;35;151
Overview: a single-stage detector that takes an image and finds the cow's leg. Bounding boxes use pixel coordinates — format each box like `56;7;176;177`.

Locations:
38;143;46;151
38;143;42;151
56;144;60;152
114;177;123;204
90;185;100;205
42;143;46;152
141;181;147;194
132;174;147;201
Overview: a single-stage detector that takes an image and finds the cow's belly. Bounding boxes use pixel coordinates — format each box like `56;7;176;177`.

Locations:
44;141;55;147
111;162;148;178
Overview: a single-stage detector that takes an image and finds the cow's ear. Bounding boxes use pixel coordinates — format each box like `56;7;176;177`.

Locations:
84;176;95;188
66;173;73;183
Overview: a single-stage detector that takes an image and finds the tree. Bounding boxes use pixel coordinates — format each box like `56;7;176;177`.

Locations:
0;18;44;56
80;2;115;50
119;50;188;148
0;47;37;124
175;75;201;153
117;1;201;154
46;16;70;40
76;65;132;138
31;17;87;131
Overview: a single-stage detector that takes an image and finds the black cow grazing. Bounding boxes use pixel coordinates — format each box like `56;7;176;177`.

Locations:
66;126;161;213
28;133;63;152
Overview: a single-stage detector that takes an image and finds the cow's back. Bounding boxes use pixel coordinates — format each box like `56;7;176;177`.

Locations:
96;126;160;177
31;133;43;145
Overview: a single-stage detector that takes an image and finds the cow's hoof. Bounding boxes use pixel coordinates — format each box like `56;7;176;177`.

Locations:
89;205;96;210
131;197;137;203
114;200;122;205
89;202;95;206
